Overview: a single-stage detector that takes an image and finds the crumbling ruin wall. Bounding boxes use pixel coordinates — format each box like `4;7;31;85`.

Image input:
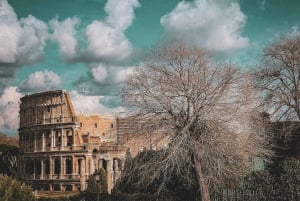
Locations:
18;90;168;194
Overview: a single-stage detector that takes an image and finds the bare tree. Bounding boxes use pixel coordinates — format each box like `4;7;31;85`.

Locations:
255;34;300;122
122;43;271;201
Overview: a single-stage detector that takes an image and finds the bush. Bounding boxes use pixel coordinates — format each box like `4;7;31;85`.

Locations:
0;174;34;201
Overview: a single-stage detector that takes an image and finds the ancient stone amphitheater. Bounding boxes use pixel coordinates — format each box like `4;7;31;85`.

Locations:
18;90;167;193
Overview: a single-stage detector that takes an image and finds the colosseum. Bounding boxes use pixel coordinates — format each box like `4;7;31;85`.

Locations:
18;90;167;193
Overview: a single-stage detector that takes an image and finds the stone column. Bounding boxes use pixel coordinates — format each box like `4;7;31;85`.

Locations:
72;128;75;146
60;128;64;150
42;132;45;151
33;159;36;179
106;160;113;193
49;157;53;179
98;159;103;169
80;158;86;191
34;133;37;152
89;158;95;175
41;159;44;179
71;156;76;179
113;159;120;183
50;129;54;151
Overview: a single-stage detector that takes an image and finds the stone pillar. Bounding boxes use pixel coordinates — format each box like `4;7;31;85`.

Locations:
80;158;86;191
106;160;113;193
89;158;95;175
34;133;37;152
33;159;36;179
60;128;64;150
72;128;75;146
42;132;45;151
50;129;54;151
49;157;53;179
98;159;103;169
41;159;44;179
71;156;76;179
113;159;120;183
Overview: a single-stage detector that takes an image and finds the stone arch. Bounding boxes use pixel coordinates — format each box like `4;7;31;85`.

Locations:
45;159;50;175
92;149;99;157
102;159;107;171
26;159;34;175
36;159;42;175
54;158;60;175
65;157;72;175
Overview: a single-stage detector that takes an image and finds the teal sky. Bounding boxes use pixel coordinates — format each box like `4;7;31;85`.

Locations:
0;0;299;134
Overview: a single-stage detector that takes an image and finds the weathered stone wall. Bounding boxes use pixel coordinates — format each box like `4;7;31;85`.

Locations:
77;114;117;144
18;90;168;194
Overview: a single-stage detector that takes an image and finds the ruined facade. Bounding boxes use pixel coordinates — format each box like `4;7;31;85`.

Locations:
18;90;167;192
18;90;165;193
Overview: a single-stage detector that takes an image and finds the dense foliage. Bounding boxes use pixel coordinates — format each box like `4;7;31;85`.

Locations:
86;168;108;194
0;174;34;201
0;144;18;177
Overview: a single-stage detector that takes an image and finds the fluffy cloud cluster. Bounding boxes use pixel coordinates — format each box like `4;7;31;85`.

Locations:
51;0;140;62
20;70;62;91
161;0;249;53
70;90;126;115
50;17;80;60
85;0;140;61
0;0;48;66
91;64;134;84
0;86;23;134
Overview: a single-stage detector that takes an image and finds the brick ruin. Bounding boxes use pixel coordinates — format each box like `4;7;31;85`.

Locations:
18;90;167;193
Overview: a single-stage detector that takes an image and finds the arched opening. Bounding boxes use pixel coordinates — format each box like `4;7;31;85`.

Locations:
66;158;72;175
93;149;99;158
78;159;81;174
66;130;73;146
55;131;61;147
36;160;41;175
26;159;34;175
45;159;50;175
102;160;107;171
54;158;60;175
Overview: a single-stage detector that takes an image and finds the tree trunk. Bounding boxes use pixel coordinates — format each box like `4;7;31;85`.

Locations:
192;154;211;201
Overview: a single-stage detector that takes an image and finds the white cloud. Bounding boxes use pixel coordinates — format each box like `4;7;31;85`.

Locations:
105;0;140;31
85;21;132;61
0;0;20;63
18;15;48;64
21;70;62;91
84;0;140;61
114;67;134;83
70;90;126;115
0;0;48;65
0;86;23;133
91;64;108;83
160;0;249;53
90;63;134;84
50;17;80;60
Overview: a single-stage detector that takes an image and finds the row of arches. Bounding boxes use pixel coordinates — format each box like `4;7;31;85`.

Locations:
19;128;74;152
22;157;73;180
